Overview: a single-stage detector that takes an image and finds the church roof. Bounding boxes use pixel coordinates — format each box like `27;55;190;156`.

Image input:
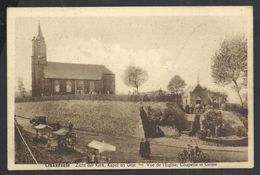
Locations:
193;84;207;92
44;61;114;80
183;84;208;95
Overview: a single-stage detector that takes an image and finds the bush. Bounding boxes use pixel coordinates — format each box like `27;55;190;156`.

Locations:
160;103;188;132
143;95;151;101
177;148;210;163
236;126;247;137
221;120;237;136
238;115;248;129
15;94;182;103
202;110;223;137
192;152;210;163
144;102;188;135
196;130;207;140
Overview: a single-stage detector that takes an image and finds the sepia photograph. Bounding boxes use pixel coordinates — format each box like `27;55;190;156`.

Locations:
7;7;253;170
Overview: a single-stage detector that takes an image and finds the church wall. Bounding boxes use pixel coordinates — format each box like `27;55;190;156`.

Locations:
93;80;103;94
190;90;209;106
43;79;106;95
43;79;52;96
71;80;76;93
83;80;104;94
84;81;89;94
103;74;115;94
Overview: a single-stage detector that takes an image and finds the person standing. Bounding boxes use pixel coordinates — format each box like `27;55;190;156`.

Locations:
68;121;73;132
94;153;101;163
195;145;200;156
144;139;151;159
187;144;191;161
139;138;145;157
90;151;95;163
190;146;195;161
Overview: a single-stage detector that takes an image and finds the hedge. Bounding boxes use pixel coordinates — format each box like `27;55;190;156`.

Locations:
15;94;182;104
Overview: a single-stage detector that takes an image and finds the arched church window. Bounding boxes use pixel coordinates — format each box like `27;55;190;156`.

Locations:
78;81;84;90
89;81;95;94
77;80;84;94
54;80;60;93
66;80;72;93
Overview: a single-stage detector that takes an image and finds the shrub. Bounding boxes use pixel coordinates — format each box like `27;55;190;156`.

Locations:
160;103;188;132
192;152;210;163
177;148;210;163
147;107;163;122
238;115;248;129
221;120;237;136
202;110;223;137
236;126;247;137
143;95;151;101
15;94;182;103
196;130;207;140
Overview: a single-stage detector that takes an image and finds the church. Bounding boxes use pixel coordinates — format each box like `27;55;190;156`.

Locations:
182;83;227;108
31;24;115;97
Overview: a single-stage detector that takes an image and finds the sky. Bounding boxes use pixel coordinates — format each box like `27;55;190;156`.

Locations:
14;14;249;103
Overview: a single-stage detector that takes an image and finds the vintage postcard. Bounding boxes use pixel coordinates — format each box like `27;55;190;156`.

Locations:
7;7;253;170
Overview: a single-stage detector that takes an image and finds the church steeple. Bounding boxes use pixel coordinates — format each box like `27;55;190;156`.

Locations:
37;22;44;39
31;22;47;97
32;22;46;58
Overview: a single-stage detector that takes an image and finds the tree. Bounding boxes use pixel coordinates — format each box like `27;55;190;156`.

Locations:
211;36;247;107
18;77;26;98
123;66;148;95
167;75;186;95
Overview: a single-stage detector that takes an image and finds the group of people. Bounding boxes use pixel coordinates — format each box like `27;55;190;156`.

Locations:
139;138;151;159
185;104;207;114
182;144;204;162
85;149;111;163
203;123;224;138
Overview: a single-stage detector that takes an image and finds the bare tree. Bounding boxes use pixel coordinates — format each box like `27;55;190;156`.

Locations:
123;66;148;95
18;77;26;98
211;36;247;107
167;75;186;95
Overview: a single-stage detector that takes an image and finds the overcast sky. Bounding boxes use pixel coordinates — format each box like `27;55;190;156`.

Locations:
14;13;249;103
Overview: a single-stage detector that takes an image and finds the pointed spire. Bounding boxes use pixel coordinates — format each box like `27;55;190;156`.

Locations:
197;72;200;85
37;21;43;38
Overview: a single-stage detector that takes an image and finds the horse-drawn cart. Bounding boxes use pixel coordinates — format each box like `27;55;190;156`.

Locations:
48;128;76;151
30;115;76;152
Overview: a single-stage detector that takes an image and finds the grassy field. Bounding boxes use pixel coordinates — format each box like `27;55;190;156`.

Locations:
15;100;167;138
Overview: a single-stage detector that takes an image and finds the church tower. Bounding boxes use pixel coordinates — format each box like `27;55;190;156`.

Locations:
31;22;47;97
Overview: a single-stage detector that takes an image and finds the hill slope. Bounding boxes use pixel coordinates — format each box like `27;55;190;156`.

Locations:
15;100;167;138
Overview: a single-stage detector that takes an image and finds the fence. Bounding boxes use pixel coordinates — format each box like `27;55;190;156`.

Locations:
15;94;182;104
223;103;248;117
